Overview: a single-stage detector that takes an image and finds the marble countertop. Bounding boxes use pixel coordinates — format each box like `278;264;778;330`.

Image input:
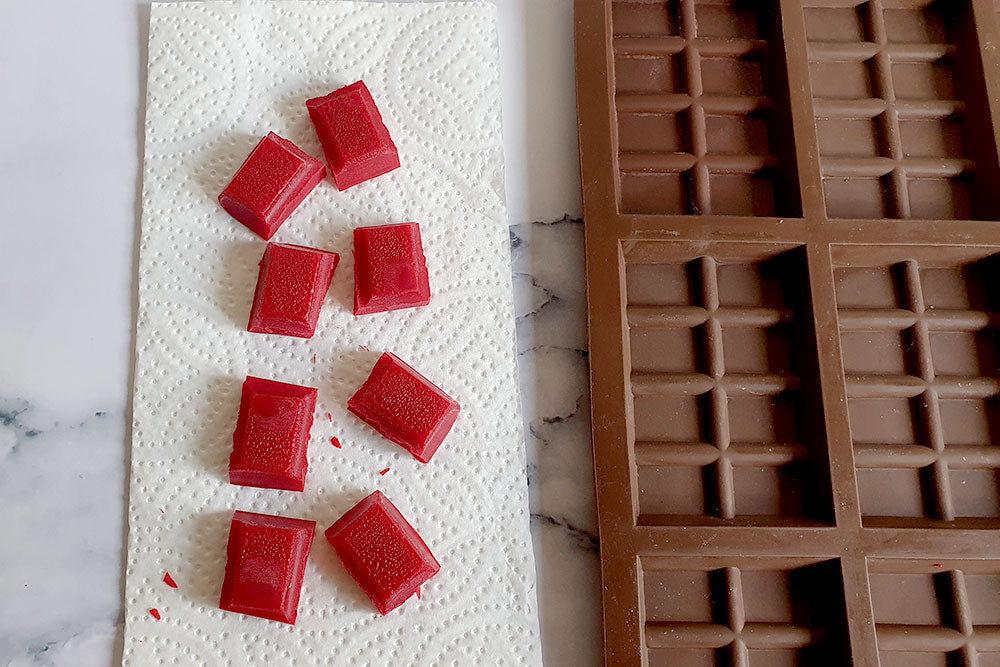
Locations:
0;1;599;665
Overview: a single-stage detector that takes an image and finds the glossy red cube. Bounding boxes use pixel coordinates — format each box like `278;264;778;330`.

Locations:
230;376;317;492
325;491;439;615
348;352;459;463
306;81;400;191
219;511;315;624
248;243;339;338
218;132;325;240
353;223;430;316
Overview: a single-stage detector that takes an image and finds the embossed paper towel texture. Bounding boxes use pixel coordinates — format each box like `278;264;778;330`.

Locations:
123;2;541;664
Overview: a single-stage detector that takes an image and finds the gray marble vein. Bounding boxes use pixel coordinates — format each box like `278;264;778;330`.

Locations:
512;219;601;666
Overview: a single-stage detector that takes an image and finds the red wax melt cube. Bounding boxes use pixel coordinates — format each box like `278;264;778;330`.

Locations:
220;511;315;624
348;352;459;463
325;491;439;615
218;132;325;240
306;81;400;190
353;222;431;315
248;243;339;338
231;376;317;492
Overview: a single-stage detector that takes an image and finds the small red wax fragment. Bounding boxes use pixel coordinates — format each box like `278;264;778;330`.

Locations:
218;132;325;240
327;412;333;422
306;81;399;190
325;491;439;615
416;587;421;600
353;223;431;316
330;437;342;449
379;467;390;476
220;511;316;624
348;352;460;463
230;376;317;492
248;243;340;338
312;354;317;364
148;609;161;620
163;572;178;589
160;508;164;514
934;563;943;568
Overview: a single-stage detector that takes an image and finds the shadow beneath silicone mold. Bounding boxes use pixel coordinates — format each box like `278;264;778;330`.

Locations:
181;509;231;609
194;376;243;485
112;5;151;666
218;239;263;330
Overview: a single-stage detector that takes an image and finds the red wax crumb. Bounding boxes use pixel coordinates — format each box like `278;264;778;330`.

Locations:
218;132;325;240
163;572;178;589
160;508;164;514
348;352;460;463
330;437;342;449
230;376;318;492
148;609;161;620
325;491;439;615
379;467;390;476
934;563;943;568
306;81;399;190
416;587;421;600
327;412;333;422
220;511;316;624
248;243;340;338
312;354;317;364
353;223;431;316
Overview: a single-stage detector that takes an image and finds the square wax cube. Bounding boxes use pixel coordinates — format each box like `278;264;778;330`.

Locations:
230;376;317;492
353;222;431;316
248;243;340;338
325;491;440;615
306;81;400;190
347;352;459;463
219;511;316;624
218;132;325;240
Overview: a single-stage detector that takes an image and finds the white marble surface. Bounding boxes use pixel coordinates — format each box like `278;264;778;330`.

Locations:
0;1;599;665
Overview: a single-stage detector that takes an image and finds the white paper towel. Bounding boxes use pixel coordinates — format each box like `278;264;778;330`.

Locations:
123;2;542;664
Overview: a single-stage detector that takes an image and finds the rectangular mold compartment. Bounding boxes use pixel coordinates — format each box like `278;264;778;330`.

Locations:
804;0;1000;221
640;556;852;666
612;0;802;217
624;241;834;526
833;244;1000;527
869;558;1000;665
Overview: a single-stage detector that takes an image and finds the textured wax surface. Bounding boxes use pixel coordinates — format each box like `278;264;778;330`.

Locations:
218;132;325;239
349;352;460;462
354;222;431;315
248;243;339;337
125;2;540;664
326;491;440;615
230;376;317;492
219;511;316;624
307;81;400;190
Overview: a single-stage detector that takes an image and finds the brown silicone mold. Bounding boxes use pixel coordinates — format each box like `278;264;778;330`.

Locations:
575;0;1000;665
